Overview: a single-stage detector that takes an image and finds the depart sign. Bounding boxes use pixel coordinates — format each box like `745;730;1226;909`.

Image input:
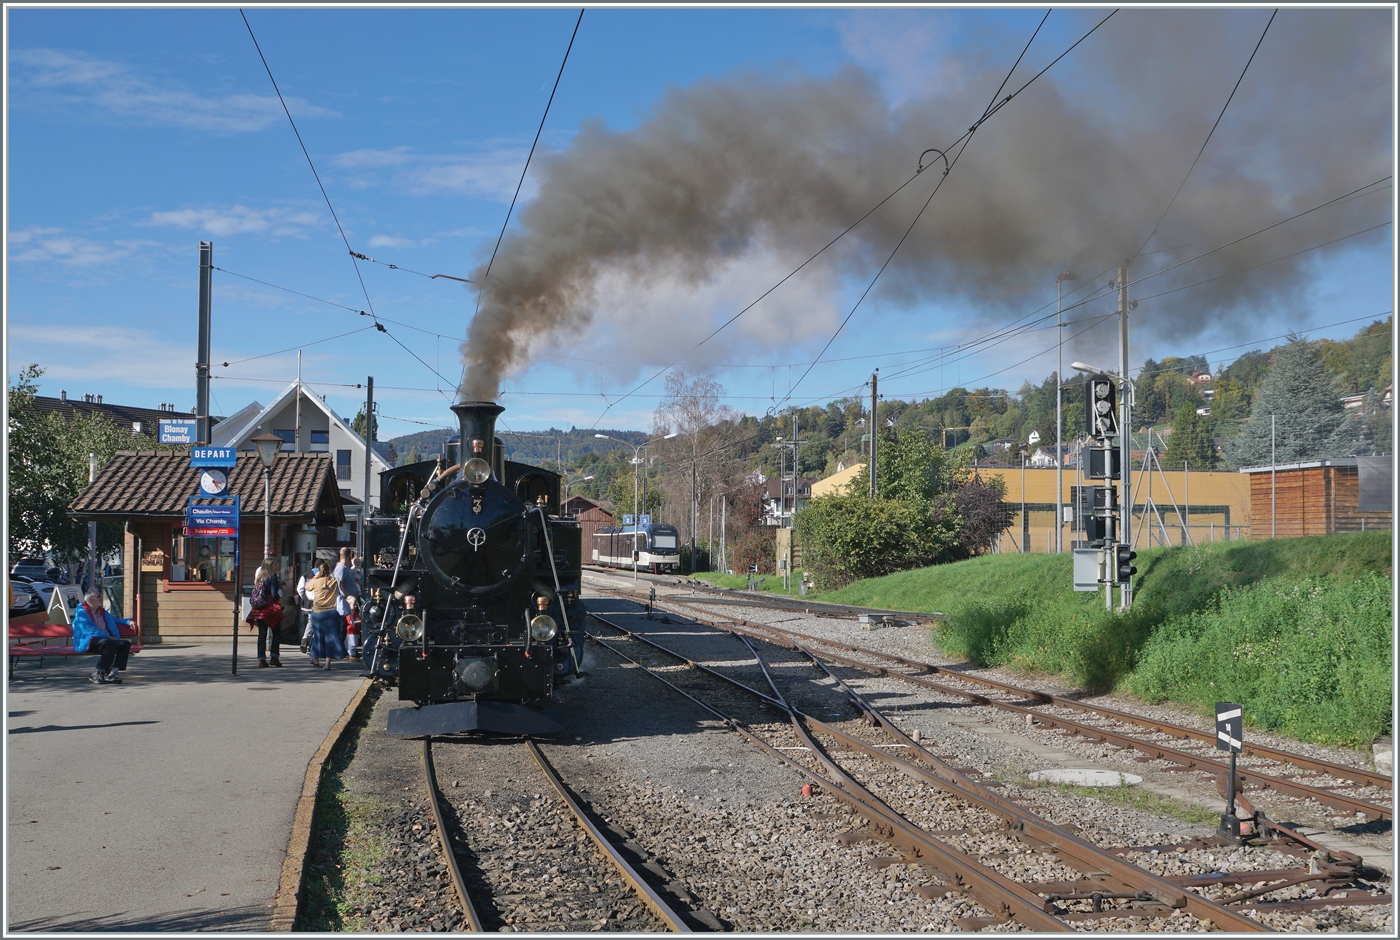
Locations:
190;446;237;468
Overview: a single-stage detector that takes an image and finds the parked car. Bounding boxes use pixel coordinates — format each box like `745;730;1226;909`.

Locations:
11;574;58;608
11;559;66;583
8;580;45;618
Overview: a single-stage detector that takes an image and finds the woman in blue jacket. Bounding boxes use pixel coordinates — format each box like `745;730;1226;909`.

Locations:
71;589;134;684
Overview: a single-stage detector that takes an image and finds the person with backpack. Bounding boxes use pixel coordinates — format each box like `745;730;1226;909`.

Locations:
306;559;347;669
245;556;285;668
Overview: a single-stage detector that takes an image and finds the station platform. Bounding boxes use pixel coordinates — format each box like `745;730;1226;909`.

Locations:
6;642;366;931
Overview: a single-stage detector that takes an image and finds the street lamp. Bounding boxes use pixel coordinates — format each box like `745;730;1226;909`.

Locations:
595;432;677;580
1055;271;1077;554
564;474;594;509
250;433;283;559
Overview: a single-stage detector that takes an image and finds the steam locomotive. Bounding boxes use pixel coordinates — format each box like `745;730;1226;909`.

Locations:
360;401;586;736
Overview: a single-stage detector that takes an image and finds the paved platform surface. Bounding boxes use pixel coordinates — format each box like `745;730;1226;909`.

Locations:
6;643;365;931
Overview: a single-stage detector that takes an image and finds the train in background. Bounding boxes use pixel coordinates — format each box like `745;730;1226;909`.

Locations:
591;520;682;574
360;400;586;736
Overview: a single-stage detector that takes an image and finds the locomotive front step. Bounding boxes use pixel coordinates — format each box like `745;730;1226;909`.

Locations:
387;701;565;736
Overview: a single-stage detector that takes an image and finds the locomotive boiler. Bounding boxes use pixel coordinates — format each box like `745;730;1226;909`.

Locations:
360;400;586;736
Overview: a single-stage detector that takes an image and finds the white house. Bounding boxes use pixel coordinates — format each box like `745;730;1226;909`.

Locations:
209;380;393;511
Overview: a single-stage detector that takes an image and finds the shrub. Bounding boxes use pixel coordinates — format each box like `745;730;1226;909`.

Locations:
1126;574;1393;746
796;494;957;590
728;528;776;575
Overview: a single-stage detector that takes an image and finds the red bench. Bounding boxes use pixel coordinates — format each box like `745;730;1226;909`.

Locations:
8;621;142;679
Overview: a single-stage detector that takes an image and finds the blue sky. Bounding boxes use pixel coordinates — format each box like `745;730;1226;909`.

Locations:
6;5;1393;438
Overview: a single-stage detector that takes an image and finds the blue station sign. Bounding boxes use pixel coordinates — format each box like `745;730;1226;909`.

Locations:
190;446;237;468
186;495;240;537
159;418;199;444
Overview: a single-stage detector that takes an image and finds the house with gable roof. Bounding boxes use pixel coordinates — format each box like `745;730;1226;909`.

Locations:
209;379;393;514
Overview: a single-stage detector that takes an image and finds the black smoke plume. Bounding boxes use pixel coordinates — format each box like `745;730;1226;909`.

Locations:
459;8;1391;401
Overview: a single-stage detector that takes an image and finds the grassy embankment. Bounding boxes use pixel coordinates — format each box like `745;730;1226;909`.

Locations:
697;533;1392;747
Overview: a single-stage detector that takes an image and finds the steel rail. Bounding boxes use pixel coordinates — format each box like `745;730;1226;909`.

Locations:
740;615;1392;792
609;591;1392;821
597;614;1275;930
422;738;484;932
523;739;692;932
784;643;1271;931
586;626;1073;932
748;625;1393;821
608;581;1390;794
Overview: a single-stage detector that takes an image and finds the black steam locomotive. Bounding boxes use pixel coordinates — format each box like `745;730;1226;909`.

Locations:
360;401;586;736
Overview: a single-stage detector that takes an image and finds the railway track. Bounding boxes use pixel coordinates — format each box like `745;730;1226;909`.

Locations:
585;609;1394;931
594;581;1393;828
419;734;714;931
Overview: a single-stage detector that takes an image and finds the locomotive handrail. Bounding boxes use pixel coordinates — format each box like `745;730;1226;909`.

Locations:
533;506;581;675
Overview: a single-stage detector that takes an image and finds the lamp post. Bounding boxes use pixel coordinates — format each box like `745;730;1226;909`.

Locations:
595;432;677;580
1055;271;1077;554
564;474;593;509
250;433;283;560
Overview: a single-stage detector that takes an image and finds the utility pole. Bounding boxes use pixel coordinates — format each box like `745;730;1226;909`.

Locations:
1055;271;1077;553
295;351;302;452
1117;262;1133;608
869;370;879;498
359;376;374;567
196;241;212;445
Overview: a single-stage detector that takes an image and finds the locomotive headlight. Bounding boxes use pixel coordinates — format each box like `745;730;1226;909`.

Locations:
396;614;424;643
529;614;558;642
464;457;492;484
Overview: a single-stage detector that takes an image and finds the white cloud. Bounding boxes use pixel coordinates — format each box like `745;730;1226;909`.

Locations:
8;226;155;267
367;234;418;249
10;48;334;133
333;145;530;200
7;323;200;389
144;205;323;238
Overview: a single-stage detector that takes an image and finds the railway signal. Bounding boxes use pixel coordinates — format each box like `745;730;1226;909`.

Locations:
1084;373;1118;439
1115;545;1137;582
1215;702;1257;843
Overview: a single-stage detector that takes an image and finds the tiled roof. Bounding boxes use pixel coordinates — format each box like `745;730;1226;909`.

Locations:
70;451;344;523
30;396;223;434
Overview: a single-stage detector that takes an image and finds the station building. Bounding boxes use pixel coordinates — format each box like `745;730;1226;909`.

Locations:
70;452;345;644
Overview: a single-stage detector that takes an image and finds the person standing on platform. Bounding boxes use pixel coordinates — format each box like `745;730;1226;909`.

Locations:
71;589;133;684
246;556;284;667
334;547;362;660
305;560;346;669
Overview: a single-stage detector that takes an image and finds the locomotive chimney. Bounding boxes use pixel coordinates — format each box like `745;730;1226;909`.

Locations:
450;401;505;476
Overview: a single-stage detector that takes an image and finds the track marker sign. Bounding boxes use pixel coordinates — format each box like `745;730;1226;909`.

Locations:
1216;702;1243;752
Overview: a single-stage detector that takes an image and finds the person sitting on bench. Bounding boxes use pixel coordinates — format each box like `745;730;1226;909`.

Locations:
71;589;133;685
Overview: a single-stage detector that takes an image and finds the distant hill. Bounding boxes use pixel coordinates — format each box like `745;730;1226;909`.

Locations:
386;425;650;468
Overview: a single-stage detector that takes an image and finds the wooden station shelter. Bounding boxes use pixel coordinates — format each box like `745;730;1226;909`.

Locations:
1239;457;1392;538
70;451;345;643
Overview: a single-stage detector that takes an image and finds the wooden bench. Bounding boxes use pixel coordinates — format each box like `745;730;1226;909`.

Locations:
8;621;142;679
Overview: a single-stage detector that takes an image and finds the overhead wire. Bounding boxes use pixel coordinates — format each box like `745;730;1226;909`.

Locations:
471;9;586;329
239;9;380;324
1132;8;1278;259
591;8;1120;429
773;8;1126;412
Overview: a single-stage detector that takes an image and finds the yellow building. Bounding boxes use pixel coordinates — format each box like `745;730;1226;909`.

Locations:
806;461;1254;551
977;464;1252;552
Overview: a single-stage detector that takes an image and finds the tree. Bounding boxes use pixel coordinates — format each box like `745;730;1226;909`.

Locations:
1160;403;1217;470
1225;336;1362;467
8;365;131;562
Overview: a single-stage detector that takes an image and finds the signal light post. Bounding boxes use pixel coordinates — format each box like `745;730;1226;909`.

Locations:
1074;362;1135;610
